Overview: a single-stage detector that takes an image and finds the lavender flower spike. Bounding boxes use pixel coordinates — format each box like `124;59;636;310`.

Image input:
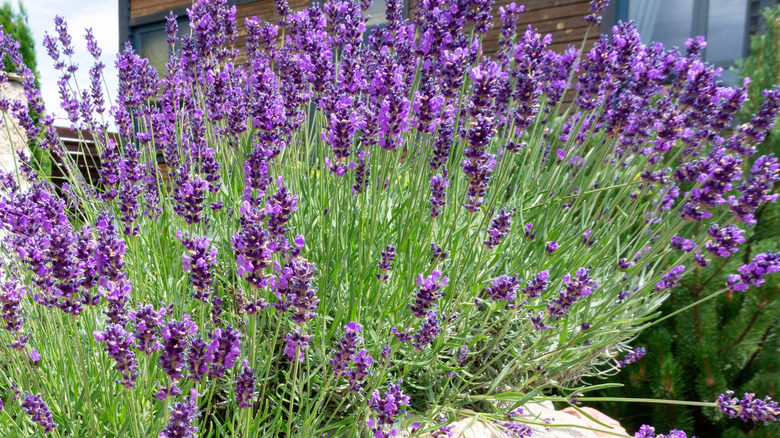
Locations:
93;323;140;387
160;388;201;438
367;381;410;438
484;208;515;249
377;245;396;281
411;270;449;318
717;390;779;424
21;392;57;433
235;360;257;408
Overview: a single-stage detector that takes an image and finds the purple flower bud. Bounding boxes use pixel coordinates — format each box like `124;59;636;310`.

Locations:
160;388;201;438
522;270;549;299
412;311;441;350
159;314;197;381
716;390;779;424
486;274;521;306
656;265;685;291
411;270;449;318
93;323;139;387
176;232;218;302
235;359;256;408
21;392;57;433
484;208;515;248
377;245;396;281
618;347;646;368
367;381;409;438
207;325;242;378
547;268;598;320
284;328;312;363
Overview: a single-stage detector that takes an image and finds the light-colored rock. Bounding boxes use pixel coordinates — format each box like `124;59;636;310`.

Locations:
0;74;30;177
0;74;31;197
559;407;628;438
396;402;629;438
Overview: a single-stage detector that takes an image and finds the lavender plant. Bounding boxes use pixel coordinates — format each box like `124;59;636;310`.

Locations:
0;0;779;437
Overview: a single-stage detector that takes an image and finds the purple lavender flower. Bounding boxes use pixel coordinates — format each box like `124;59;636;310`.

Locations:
284;328;312;363
545;241;559;254
524;223;536;240
547;268;598;319
173;173;209;225
495;420;533;437
730;154;779;224
430;243;449;264
128;302;169;355
29;349;41;366
457;346;470;365
618;347;646;368
353;151;371;195
411;270;449;318
705;224;745;258
186;336;213;381
160;388;201;438
331;321;363;378
0;275;26;338
267;179;299;238
348;348;373;391
235;359;256;408
430;125;453;170
159;314;197;382
727;251;780;292
584;0;610;25
716;390;779;424
484;208;515;248
634;425;689;438
93;323;139;387
176;232;218;302
656;265;685;291
21;392;57;434
486;274;521;307
522;270;550;299
207;325;242;378
412;311;441;350
274;257;319;324
429;170;450;218
367;381;410;438
95;213;126;283
671;236;696;252
582;229;595;246
377;245;396;281
99;278;132;325
232;202;273;288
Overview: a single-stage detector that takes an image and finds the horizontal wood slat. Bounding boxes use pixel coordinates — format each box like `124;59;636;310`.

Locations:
131;0;194;19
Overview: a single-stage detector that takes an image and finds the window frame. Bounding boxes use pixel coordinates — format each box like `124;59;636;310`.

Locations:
609;0;751;68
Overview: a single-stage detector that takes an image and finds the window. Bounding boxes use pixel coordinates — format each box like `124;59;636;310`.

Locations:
366;0;389;28
617;0;750;85
131;18;190;75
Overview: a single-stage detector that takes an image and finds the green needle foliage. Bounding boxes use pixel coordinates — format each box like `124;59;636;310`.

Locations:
591;5;780;437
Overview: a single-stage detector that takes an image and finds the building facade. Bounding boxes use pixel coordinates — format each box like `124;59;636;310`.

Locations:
118;0;600;73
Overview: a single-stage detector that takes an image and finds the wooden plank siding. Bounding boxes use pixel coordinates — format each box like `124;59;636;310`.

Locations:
127;0;595;57
130;0;194;18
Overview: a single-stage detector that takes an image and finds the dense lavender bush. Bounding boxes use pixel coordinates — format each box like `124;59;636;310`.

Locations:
0;0;779;436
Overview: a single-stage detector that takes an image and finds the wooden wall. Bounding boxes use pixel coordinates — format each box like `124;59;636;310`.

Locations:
126;0;596;56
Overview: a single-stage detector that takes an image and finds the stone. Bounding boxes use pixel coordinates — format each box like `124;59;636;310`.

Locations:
0;73;31;183
395;402;629;438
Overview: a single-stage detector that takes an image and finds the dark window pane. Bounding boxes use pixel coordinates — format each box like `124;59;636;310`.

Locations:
629;0;694;49
366;0;388;27
134;19;190;74
705;0;748;63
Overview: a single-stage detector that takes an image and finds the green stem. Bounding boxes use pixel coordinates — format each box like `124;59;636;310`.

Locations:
71;316;97;438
